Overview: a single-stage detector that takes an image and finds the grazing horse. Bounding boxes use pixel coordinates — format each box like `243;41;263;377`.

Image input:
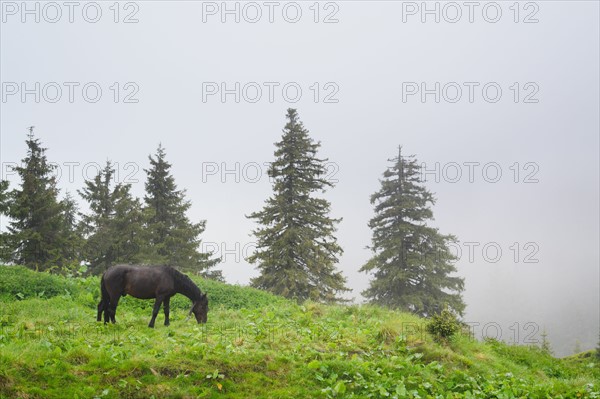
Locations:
97;264;208;328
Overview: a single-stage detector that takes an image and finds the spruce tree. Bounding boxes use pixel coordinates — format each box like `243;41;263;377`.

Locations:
360;146;465;317
60;192;85;270
7;128;71;270
0;180;8;215
0;180;10;262
247;108;348;302
143;145;220;279
540;329;553;354
79;161;144;273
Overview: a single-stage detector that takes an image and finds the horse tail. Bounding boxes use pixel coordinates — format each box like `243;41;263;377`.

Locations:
101;275;109;303
98;274;110;321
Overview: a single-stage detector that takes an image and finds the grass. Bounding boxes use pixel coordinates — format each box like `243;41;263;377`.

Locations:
0;265;598;398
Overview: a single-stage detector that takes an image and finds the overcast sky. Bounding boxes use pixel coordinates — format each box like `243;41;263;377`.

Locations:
1;1;598;356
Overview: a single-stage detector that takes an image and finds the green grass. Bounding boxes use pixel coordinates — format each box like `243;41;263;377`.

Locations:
0;265;598;398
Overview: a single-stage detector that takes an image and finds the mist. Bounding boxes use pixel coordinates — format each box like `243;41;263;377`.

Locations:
1;1;598;357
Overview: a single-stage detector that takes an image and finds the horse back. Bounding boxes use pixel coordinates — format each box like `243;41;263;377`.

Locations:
103;264;175;300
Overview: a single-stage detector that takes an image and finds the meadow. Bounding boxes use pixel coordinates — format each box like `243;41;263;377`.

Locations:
0;266;598;399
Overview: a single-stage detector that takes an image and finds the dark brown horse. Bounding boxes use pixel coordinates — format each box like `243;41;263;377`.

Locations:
97;264;208;328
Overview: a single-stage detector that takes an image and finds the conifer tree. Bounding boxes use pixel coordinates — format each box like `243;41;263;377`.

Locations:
62;192;78;233
79;161;144;273
7;128;72;270
0;180;10;262
60;192;85;269
360;146;465;317
143;145;220;279
0;180;8;215
247;108;348;302
540;329;553;354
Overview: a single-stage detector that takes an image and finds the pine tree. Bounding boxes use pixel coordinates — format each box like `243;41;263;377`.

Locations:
247;108;348;303
79;161;144;274
143;145;220;279
7;128;72;270
360;146;465;317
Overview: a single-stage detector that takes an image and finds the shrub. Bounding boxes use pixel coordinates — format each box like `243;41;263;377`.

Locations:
0;265;77;299
190;276;290;310
426;307;461;341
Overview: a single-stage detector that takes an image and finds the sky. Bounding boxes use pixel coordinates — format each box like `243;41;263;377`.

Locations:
1;0;598;357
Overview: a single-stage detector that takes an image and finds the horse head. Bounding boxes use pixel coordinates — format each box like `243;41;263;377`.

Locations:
189;293;208;323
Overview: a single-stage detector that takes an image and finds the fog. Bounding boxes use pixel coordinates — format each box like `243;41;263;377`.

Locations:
1;1;598;357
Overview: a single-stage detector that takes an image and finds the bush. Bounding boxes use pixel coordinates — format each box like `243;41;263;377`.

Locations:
190;276;289;310
0;265;77;299
426;307;461;340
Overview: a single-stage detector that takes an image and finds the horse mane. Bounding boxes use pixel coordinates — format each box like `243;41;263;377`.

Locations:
162;266;203;301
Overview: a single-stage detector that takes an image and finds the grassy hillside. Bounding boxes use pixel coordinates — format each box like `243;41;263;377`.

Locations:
0;266;598;399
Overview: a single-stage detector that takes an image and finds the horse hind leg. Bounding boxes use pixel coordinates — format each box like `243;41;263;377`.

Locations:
103;301;111;324
99;274;113;323
107;294;121;324
97;299;106;322
103;298;113;324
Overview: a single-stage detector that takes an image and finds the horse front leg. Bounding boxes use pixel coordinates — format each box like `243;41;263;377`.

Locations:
149;296;164;328
163;296;171;326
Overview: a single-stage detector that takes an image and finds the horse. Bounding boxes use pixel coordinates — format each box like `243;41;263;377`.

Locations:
97;264;208;328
